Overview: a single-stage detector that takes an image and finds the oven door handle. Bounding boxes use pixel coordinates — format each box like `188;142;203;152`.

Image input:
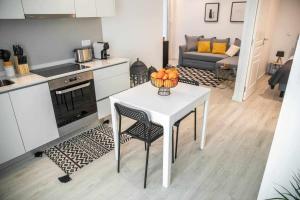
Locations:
55;82;91;95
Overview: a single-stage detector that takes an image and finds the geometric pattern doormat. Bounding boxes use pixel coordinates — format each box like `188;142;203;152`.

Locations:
177;66;222;87
44;124;131;182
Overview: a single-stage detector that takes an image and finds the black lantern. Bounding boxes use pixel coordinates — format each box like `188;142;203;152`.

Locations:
130;58;148;87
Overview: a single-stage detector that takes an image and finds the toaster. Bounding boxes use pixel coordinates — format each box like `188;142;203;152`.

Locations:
74;47;93;63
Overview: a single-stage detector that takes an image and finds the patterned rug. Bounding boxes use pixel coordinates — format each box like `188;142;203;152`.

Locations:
44;124;131;182
178;66;221;87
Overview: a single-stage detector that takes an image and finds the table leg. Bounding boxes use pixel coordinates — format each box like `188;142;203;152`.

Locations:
162;119;172;188
200;96;209;150
110;99;119;160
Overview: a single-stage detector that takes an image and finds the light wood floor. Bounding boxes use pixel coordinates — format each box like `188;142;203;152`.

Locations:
0;76;282;200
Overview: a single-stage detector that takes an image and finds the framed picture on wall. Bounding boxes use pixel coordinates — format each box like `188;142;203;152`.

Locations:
204;3;220;22
230;1;246;22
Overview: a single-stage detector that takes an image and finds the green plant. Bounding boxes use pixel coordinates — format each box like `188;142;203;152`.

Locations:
267;172;300;200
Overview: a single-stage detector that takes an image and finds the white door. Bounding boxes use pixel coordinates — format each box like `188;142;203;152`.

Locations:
243;0;270;99
0;0;25;19
9;83;59;151
0;93;25;164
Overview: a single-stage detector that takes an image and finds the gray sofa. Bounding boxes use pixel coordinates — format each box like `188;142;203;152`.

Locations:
179;37;241;72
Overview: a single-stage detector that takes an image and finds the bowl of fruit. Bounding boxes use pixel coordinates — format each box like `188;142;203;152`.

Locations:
150;67;179;96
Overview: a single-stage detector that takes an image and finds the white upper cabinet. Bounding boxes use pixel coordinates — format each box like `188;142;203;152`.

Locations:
75;0;97;18
9;83;59;152
0;0;25;19
22;0;75;14
96;0;115;17
0;93;26;164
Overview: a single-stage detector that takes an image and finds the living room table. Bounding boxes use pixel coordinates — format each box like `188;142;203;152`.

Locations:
110;82;211;188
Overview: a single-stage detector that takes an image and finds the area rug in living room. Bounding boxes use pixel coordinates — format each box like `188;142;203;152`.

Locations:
177;66;221;87
44;124;131;183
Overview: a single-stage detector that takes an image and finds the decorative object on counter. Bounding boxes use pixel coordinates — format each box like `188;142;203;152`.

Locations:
276;50;285;64
3;61;15;77
93;42;110;60
130;58;148;87
150;67;179;96
44;124;131;183
74;47;93;63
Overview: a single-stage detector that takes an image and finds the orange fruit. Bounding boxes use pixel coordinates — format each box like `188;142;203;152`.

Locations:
168;72;177;79
151;72;157;79
156;71;165;79
162;74;169;80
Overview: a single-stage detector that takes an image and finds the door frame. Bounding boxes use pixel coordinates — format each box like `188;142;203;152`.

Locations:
232;0;260;102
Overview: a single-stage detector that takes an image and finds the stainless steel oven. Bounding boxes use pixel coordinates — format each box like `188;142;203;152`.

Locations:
48;71;97;129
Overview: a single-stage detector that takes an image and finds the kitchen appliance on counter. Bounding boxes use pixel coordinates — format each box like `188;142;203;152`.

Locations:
32;63;97;136
74;47;93;63
93;42;110;60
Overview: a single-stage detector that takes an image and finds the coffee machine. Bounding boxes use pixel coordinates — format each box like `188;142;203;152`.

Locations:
93;42;110;60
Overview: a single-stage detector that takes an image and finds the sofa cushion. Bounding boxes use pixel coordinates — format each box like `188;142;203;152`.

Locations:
185;35;204;51
183;52;228;62
212;38;230;50
197;41;211;53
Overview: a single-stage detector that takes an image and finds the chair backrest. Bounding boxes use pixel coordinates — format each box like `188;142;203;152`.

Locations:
114;103;150;127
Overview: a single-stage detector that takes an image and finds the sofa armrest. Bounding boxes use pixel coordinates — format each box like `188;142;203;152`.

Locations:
179;45;187;66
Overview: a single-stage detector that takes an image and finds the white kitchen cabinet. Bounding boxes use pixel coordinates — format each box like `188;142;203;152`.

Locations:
0;0;25;19
96;0;115;17
22;0;75;14
94;73;130;101
93;62;130;118
0;93;25;164
9;83;59;152
75;0;97;18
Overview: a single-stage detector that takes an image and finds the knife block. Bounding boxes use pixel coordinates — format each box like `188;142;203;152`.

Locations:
13;55;30;75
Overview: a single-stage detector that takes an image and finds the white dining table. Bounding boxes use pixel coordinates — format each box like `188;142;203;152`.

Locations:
110;82;211;188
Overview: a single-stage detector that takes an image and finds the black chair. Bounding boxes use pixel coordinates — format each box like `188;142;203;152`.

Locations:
115;103;164;188
173;109;197;160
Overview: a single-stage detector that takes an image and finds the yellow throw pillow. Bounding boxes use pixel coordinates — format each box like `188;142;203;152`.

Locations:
197;41;211;53
212;42;227;54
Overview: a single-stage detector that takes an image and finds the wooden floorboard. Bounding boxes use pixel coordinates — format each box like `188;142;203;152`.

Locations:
0;76;282;200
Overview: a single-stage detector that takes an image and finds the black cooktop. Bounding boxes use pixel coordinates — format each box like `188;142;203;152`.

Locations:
31;63;88;77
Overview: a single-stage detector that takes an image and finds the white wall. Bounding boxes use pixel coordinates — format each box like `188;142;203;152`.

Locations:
268;0;300;63
170;0;246;60
101;0;163;68
257;38;300;199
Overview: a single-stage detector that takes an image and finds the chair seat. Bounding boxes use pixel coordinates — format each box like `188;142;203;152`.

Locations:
123;121;163;143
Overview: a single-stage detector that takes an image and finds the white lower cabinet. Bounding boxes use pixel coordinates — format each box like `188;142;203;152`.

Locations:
9;83;59;152
0;93;26;164
93;62;130;118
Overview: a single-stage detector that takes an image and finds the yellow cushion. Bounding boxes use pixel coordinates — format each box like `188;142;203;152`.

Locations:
197;41;211;53
212;42;227;54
